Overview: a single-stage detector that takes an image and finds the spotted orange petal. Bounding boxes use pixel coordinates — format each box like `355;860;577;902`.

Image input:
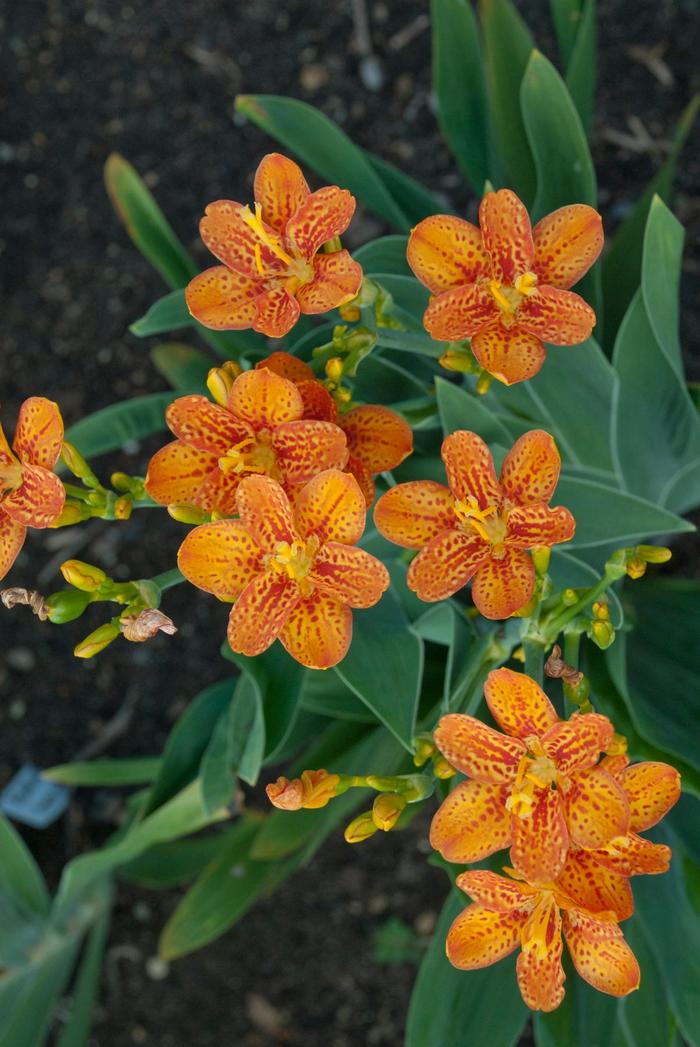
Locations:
228;368;303;430
13;398;64;468
194;468;241;516
2;463;65;528
293;469;366;545
346;454;375;505
285;186;356;260
341;405;413;474
423;283;497;341
0;420;13;463
471;321;546;386
533;205;604;290
542;713;614;776
518;286;596;345
471;548;535;619
479;189;535;284
272;419;348;484
255;352;315;384
177;519;265;600
253;286;301;338
510;786;569;883
145;441;219;507
621;761;681;832
563;766;630;849
433;713;524;785
407;528;487;601
441;430;501;510
507;503;575;549
199;200;286;278
563;911;640;998
484;667;558;739
0;511;26;580
236;474;295;551
406;214;490;294
373;480;457;549
517;907;565;1012
430;781;512;864
600;754;630;780
556;850;634;921
185;266;259;330
166;395;252;455
500;430;562;507
446;905;523;970
456;870;533;911
297;379;338;422
310;541;389;608
296;250;363;314
228;571;299;657
279;588;353;669
254;153;310;234
592;832;672;876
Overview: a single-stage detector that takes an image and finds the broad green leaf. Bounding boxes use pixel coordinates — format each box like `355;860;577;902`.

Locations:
641;195;684;374
56;899;112;1047
374;328;444;359
432;0;490;190
44;757;161;787
150;343;211;391
369;273;431;325
235;95;410;229
225;644;306;763
104;153;196;289
562;0;597;134
437;376;525;446
534;959;627;1046
0;939;80;1047
549;0;584;63
199;672;265;808
0;815;50;916
300;669;375;722
130;288;264;359
406;889;528;1047
66;392;174;457
121;827;247;888
335;589;423;749
353;235;410;276
618;918;679;1047
364;151;446;223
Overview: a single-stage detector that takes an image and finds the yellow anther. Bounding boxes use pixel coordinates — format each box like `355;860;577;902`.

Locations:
240;203;294;268
218;436;276;477
253;242;265;276
514;271;538;296
489;279;516;314
269;536;320;583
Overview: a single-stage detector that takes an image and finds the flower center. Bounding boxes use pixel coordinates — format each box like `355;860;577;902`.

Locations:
218;431;278;478
268;535;320;589
506;740;558;820
240;203;314;290
453;496;508;558
488;271;538;326
521;893;558;960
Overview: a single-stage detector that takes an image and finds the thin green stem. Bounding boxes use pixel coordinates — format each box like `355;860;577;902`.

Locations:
563;630;581;669
523;638;545;686
151;569;185;592
546;571;614;640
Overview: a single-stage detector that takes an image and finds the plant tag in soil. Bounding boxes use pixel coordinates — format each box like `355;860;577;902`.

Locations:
0;764;70;829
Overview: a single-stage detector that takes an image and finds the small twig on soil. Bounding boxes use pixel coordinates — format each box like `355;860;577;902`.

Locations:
72;686;140;763
626;43;674;87
351;0;384;91
602;116;669;157
388;13;430;51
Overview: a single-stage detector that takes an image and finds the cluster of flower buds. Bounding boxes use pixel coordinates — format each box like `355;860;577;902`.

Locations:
60;442;146;525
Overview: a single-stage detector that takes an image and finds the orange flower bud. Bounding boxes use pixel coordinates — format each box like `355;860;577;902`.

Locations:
114;495;133;520
299;769;340;809
432;755;457;779
344;811;378;844
338;302;361;322
207;362;242;406
372;792;407;832
266;776;305;810
51;502;92;527
625;556;646;579
325;356;344;382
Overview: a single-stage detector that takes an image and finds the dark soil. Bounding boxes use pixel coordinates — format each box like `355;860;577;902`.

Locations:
1;0;699;1044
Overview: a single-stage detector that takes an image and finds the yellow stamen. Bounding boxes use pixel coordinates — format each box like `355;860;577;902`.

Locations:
521;894;557;960
218;435;277;477
253;242;265;276
268;535;320;588
453;496;507;547
240;202;294;268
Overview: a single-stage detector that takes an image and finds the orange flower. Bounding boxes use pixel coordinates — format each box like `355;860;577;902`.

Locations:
374;429;574;619
407;190;603;385
256;352;413;503
186;153;363;338
266;769;340;810
430;669;631;884
447;868;639;1012
145;367;348;515
1;398;65;580
177;470;390;669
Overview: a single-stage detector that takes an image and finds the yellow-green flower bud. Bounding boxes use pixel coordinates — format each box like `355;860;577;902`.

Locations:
60;560;108;592
46;589;92;624
344;811;378;844
114;495;133;520
636;545;672;564
591;619;615;650
74;622;120;659
372;793;407;832
167;503;211;525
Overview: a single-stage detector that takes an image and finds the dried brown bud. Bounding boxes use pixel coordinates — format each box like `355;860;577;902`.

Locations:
120;608;177;642
544;643;584;688
0;588;49;620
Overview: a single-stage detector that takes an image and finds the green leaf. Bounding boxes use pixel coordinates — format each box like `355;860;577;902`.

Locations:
549;0;585;63
642;195;684;375
44;757;161;787
437;376;525;447
534;960;627;1046
0;815;50;917
374;328;444;359
56;899;112;1047
618;917;679;1047
300;669;376;722
150;343;211;391
121;827;245;888
104;153;196;289
364;151;446;224
130;288;265;359
406;889;528;1047
65;391;174;458
353;235;410;276
199;673;265;808
226;644;306;763
432;0;490;190
0;939;81;1047
335;590;423;749
234;95;410;229
564;0;597;135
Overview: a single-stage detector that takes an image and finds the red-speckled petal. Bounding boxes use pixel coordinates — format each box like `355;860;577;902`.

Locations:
253;286;301;338
518;286;596;345
296;250;363;313
279;588;353;669
446;905;523;970
293;469;366;545
533;205;604;290
441;430;501;509
407;528;487;601
13;397;64;468
500;430;561;506
228;368;304;429
341;404;413;474
145;441;219;508
542;713;614;775
563;911;640;998
484;667;558;739
254;153;310;233
511;787;569;883
556;850;633;920
407;214;490;293
346;454;376;505
592;832;672;877
0;420;13;463
433;713;524;785
563;767;630;849
297;379;338;422
471;548;535;620
622;762;681;832
177;519;265;600
0;511;26;581
236;474;295;552
166;395;253;455
373;481;457;549
255;352;315;383
600;754;630;780
185;266;259;330
456;870;533;911
423;283;497;341
517;904;565;1012
3;463;65;528
272;420;348;484
286;186;356;260
228;571;299;657
430;781;512;864
310;541;389;608
194;468;241;516
199;200;286;278
507;503;575;549
479;190;535;284
471;321;547;386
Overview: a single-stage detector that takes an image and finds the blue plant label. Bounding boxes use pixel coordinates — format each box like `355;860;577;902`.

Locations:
0;764;70;829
